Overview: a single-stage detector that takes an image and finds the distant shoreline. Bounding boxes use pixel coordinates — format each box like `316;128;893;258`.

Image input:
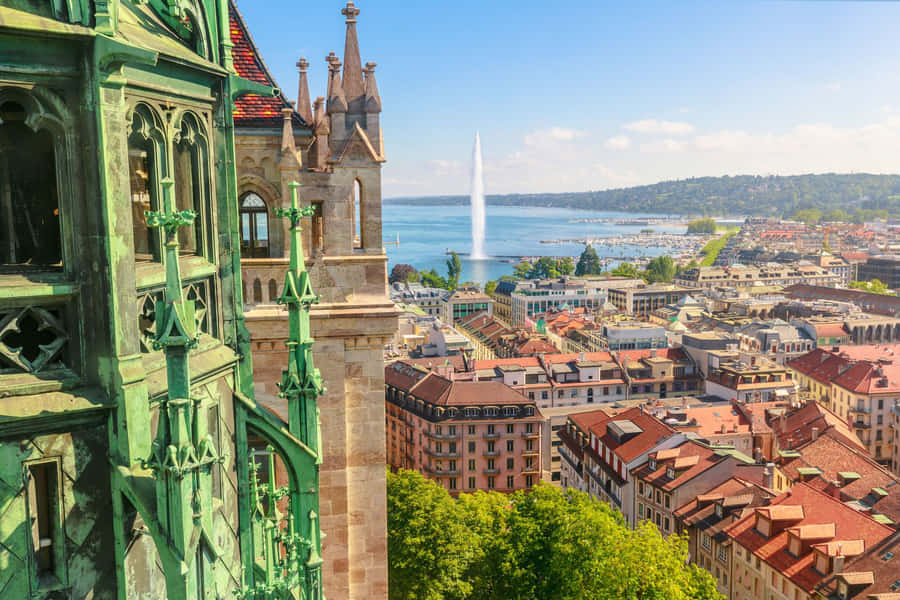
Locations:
383;173;900;218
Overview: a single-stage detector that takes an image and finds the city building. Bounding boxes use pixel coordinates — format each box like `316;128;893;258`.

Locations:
647;403;759;457
815;530;900;600
794;318;852;347
735;320;815;365
442;289;493;323
390;281;447;317
509;277;615;327
490;278;520;321
421;319;472;357
776;434;900;525
680;332;741;377
675;263;840;290
632;440;757;537
600;322;668;351
858;254;900;290
785;284;900;318
542;352;629;407
558;407;678;525
384;361;544;494
606;283;695;317
675;477;776;597
724;483;894;600
817;252;852;287
230;3;397;596
618;348;702;401
0;3;325;597
704;355;796;403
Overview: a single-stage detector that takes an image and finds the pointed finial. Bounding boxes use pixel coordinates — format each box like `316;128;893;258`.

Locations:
341;1;359;23
295;57;313;125
364;61;381;113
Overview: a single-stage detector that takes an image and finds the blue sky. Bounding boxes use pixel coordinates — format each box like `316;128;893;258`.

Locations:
238;1;900;198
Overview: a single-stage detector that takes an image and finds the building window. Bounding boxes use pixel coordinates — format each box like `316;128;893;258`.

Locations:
0;100;62;270
507;440;514;452
172;112;208;255
129;104;164;262
468;477;475;489
352;178;363;249
449;478;457;490
468;425;476;435
506;424;514;434
525;475;534;487
504;406;517;417
506;475;514;488
468;459;475;470
487;476;495;489
239;193;269;258
487;424;495;435
26;458;65;589
701;532;711;550
718;546;727;563
506;458;514;470
487;441;495;453
468;441;475;453
526;423;534;434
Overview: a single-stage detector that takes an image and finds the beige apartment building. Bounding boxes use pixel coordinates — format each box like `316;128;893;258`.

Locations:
675;263;840;290
704;355;795;403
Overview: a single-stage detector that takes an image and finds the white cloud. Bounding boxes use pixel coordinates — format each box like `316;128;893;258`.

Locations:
427;159;463;177
523;126;586;147
824;82;841;92
639;138;687;153
604;135;631;150
623;119;695;136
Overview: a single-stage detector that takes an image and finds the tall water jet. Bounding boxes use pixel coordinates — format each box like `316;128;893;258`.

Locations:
470;131;486;259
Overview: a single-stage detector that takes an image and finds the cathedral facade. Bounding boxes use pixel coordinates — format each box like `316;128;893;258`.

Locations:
229;2;396;599
0;1;326;598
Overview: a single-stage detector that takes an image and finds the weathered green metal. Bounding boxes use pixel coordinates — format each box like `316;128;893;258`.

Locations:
0;1;325;598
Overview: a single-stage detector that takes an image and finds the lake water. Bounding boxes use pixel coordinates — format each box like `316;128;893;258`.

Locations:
383;204;687;283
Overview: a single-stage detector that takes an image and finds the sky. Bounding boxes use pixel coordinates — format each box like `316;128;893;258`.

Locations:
238;0;900;199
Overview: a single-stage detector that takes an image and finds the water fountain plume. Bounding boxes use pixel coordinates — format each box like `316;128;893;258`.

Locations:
470;131;486;259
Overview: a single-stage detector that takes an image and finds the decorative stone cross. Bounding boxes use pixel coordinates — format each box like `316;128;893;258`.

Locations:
296;57;309;72
341;1;359;23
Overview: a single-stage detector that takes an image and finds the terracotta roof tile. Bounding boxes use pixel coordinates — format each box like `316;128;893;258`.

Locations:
229;1;308;129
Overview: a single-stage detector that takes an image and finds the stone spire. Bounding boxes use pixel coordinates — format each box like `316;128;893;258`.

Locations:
340;1;364;111
310;96;329;170
280;107;300;168
295;57;313;124
364;61;381;113
325;53;346;114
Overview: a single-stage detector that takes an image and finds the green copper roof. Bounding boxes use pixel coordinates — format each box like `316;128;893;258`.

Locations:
873;514;895;525
838;471;861;481
796;467;823;476
779;450;802;458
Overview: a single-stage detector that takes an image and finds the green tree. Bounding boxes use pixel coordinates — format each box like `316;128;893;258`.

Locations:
791;208;822;224
645;255;676;283
513;261;533;279
446;251;462;291
389;263;419;284
388;471;474;600
484;280;498;296
388;470;723;600
849;279;894;295
420;269;450;290
686;218;717;234
575;245;602;276
612;261;640;278
558;256;575;276
822;208;850;222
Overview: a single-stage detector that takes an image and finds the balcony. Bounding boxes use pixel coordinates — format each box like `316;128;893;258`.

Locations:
425;466;460;477
483;450;500;457
520;431;540;439
522;449;540;457
848;406;871;415
424;430;462;440
483;468;500;475
424;448;460;458
521;465;540;475
852;421;871;430
483;431;501;439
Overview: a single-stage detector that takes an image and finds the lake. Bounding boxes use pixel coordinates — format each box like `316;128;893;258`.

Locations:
383;204;687;283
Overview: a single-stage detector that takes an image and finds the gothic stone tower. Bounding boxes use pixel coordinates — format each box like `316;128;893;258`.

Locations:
0;1;324;598
230;2;397;598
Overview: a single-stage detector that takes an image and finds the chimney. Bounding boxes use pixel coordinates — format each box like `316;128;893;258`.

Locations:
833;554;845;575
764;462;774;489
811;426;819;441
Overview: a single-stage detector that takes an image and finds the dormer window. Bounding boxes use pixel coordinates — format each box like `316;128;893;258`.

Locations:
503;406;517;417
714;504;724;518
464;407;479;417
666;466;676;479
649;459;657;471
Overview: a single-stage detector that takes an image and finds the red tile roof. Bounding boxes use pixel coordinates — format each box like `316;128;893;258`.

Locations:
577;406;676;463
773;401;865;452
229;2;308;129
787;349;851;386
474;357;542;370
725;483;894;593
833;361;900;395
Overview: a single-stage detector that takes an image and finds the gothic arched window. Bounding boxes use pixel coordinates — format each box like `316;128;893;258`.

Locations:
240;193;268;258
352;179;362;250
0;100;61;269
173;112;209;255
128;104;165;262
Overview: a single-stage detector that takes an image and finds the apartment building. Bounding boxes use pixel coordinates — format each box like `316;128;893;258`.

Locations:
704;355;796;403
817;253;852;287
385;361;544;495
631;440;758;537
736;320;815;365
557;407;678;525
509;278;615;326
442;289;493;323
815;531;900;600
675;263;840;290
543;352;629;407
675;477;776;597
606;283;695;317
618;348;702;401
724;483;894;600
